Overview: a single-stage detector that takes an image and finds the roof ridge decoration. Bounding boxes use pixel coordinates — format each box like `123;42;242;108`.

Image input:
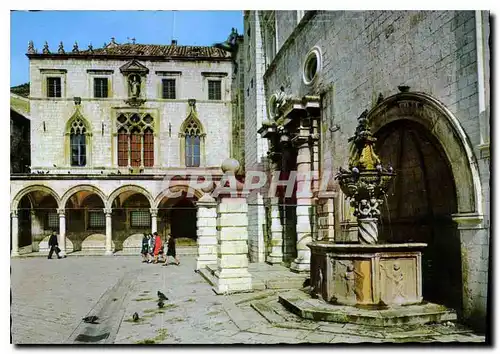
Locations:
26;41;232;60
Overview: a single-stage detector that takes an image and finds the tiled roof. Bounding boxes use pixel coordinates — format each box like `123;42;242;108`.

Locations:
28;42;232;60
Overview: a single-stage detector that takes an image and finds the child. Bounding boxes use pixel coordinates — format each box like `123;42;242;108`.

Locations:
162;233;180;266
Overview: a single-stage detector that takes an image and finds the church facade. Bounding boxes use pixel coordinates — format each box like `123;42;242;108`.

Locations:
242;10;490;330
10;38;243;256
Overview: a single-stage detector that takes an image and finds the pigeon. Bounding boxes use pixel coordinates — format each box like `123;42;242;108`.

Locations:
158;300;164;309
157;291;168;301
82;315;99;324
132;312;139;322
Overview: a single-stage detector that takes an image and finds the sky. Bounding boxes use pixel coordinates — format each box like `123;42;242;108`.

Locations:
10;10;244;86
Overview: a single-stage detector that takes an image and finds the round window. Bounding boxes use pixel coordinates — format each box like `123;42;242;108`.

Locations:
303;47;322;85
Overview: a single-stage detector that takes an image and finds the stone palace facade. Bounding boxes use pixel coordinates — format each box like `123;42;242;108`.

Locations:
10;37;245;257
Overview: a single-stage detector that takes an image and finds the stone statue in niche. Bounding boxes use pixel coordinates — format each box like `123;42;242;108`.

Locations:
129;74;141;98
380;261;406;304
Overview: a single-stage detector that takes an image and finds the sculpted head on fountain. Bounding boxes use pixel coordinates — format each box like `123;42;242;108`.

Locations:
335;110;396;244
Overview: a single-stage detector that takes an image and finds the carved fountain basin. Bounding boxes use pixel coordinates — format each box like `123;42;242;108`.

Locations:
308;242;427;307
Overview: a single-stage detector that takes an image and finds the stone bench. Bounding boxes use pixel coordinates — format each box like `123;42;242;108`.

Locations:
122;233;144;254
81;233;114;252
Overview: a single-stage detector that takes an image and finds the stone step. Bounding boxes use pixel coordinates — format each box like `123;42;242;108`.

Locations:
279;290;458;327
250;301;286;324
197;267;216;287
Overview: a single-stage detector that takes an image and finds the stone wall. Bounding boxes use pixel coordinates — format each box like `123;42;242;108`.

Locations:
243;12;268;262
11;110;31;174
29;57;233;171
258;10;490;329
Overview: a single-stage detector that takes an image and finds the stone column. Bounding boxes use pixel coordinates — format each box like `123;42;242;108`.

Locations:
11;210;19;257
266;154;284;264
104;208;113;255
213;195;253;294
291;127;313;273
57;208;66;256
30;210;43;252
150;208;158;234
196;194;218;270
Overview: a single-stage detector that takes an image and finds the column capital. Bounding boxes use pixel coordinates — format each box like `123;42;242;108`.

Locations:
11;209;18;218
30;209;36;216
57;208;65;216
149;208;158;217
103;208;113;215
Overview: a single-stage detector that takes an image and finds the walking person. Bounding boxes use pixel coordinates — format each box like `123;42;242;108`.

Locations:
153;232;163;264
163;233;180;266
47;230;63;259
147;233;154;263
141;233;149;263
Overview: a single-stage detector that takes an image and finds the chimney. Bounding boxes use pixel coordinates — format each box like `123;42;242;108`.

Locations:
171;39;177;46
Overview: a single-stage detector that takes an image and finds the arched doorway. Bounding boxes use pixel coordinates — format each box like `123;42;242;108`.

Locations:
375;119;461;310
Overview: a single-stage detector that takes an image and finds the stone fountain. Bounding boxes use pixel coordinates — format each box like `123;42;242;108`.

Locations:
278;111;457;326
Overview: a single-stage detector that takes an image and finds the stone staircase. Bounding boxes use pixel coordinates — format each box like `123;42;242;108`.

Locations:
247;291;483;342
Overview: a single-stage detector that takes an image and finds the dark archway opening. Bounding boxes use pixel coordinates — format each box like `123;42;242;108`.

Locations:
170;198;197;240
66;192;105;251
18;197;32;248
375;119;462;311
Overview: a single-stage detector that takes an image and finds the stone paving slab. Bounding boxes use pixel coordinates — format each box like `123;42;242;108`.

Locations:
11;255;487;344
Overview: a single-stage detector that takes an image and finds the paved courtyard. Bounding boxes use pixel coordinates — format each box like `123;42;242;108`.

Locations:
11;256;486;344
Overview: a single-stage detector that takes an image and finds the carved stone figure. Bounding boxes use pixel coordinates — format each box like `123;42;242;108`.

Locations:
381;261;406;303
316;267;324;297
337;261;364;301
129;75;141;97
72;42;79;53
274;86;292;118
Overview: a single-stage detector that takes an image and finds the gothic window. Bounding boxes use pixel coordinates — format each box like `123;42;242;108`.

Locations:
47;77;61;97
184;120;201;167
208;80;222;100
68;117;88;166
115;113;155;167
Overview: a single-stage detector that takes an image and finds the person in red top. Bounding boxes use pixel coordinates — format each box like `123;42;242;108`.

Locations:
153;232;163;264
